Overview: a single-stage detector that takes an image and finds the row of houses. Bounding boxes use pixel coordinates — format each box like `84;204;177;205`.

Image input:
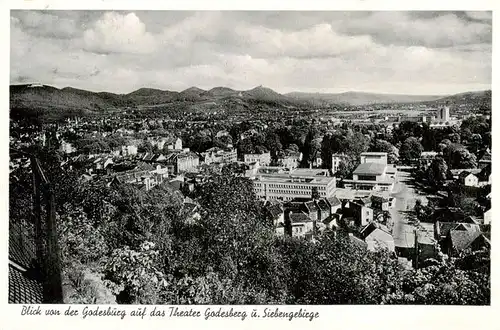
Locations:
267;191;396;251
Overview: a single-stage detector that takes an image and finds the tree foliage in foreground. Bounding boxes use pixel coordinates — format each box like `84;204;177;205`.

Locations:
10;148;490;305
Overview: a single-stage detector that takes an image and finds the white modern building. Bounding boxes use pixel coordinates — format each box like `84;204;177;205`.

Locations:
343;152;397;192
253;176;336;201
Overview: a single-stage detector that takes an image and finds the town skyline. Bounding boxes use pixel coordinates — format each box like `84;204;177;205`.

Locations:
10;10;492;95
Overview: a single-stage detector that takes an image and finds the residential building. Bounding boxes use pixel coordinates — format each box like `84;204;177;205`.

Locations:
443;230;490;257
265;202;285;227
331;154;348;174
434;221;481;243
277;152;302;169
325;196;342;214
371;194;391;211
275;223;286;236
244;152;271;166
458;171;479;187
359;223;395;252
478;151;491;169
484;209;491;225
152;137;183;151
121;145;138;156
350;199;374;227
450;168;481;179
303;201;319;221
288;212;314;238
110;170;164;191
311;152;322;168
315;198;331;221
164;152;199;174
201;147;237;165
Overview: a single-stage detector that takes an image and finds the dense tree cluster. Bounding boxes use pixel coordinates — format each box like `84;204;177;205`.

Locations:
9;147;490;305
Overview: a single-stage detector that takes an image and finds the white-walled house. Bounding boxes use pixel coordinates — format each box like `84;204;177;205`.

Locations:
459;172;479;187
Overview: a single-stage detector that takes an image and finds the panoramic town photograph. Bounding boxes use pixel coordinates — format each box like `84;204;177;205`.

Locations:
9;10;491;305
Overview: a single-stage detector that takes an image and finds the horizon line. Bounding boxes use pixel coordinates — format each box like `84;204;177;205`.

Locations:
9;82;492;97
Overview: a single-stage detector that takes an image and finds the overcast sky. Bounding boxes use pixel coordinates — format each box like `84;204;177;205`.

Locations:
10;10;492;95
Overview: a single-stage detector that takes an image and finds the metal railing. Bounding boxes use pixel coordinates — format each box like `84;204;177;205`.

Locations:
10;148;63;303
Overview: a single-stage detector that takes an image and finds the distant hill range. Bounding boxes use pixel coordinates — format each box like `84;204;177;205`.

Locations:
285;91;446;106
10;83;491;116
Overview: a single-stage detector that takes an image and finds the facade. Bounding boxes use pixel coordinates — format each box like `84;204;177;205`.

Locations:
484;209;491;225
436;106;450;122
332;154;348;174
288;212;314;238
165;152;199;174
459;172;479;187
344;162;395;192
360;152;388;165
121;145;138;156
266;202;285;227
277;152;302;169
371;195;391;211
325;196;342;214
201;148;238;165
360;223;395;252
350;199;374;227
343;152;396;192
244;152;271;166
252;174;336;201
111;170;164;191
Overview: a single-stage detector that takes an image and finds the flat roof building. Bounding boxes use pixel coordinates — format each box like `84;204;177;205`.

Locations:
252;174;336;201
343;152;396;192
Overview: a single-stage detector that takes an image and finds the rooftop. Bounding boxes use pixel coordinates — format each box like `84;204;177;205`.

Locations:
254;175;335;185
353;162;387;175
289;212;313;223
450;230;484;251
361;152;388;157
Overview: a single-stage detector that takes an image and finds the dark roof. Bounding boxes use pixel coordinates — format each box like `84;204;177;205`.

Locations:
449;230;483;251
267;204;284;219
323;216;337;225
371;195;389;203
358;197;372;205
325;196;341;207
316;199;330;212
479;153;491;162
434;207;466;223
349;234;368;249
289;212;312;223
437;222;460;238
458;171;475;180
479;164;491;180
304;201;318;212
359;222;378;239
9;265;43;304
9;223;36;269
353;162;386;175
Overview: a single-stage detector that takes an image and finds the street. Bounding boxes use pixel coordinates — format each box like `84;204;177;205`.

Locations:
390;169;428;249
